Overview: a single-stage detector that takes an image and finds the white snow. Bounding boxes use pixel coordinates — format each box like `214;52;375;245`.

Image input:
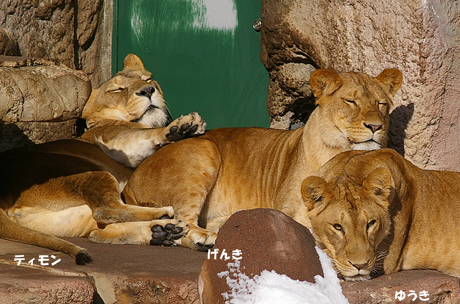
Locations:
217;247;350;304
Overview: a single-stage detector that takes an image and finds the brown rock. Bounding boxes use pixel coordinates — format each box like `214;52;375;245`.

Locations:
199;208;323;304
0;263;94;304
342;269;460;304
0;59;91;151
0;0;109;87
0;28;19;56
0;65;90;123
260;0;460;171
0;237;206;303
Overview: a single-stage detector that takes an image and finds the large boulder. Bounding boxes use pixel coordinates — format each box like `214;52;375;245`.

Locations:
0;57;91;152
199;209;326;303
260;0;460;171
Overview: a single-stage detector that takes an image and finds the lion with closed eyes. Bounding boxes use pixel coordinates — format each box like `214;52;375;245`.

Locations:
123;68;403;251
0;54;205;264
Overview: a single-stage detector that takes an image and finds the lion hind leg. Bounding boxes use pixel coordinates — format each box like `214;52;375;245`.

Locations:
55;171;174;224
0;209;92;265
124;138;221;251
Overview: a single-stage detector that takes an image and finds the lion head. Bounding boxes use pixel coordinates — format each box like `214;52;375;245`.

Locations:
309;68;402;151
301;166;393;281
82;54;171;129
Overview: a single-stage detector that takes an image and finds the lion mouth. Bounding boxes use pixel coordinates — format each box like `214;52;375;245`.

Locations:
131;105;173;126
348;137;377;145
341;274;371;282
348;138;382;151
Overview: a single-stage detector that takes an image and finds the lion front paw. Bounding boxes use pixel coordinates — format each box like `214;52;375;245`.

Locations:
166;112;206;142
150;222;188;246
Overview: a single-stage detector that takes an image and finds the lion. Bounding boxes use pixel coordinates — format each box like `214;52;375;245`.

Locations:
0;54;205;264
302;148;460;281
122;68;403;251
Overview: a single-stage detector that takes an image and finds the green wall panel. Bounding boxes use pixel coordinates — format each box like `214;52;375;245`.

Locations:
113;0;269;129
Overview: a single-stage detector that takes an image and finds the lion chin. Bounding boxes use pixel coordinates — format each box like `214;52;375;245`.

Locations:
133;105;172;128
341;273;372;282
351;140;382;151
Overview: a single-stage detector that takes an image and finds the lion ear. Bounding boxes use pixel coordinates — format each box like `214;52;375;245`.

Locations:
362;168;392;208
302;176;331;212
123;53;146;71
375;68;403;98
309;69;343;102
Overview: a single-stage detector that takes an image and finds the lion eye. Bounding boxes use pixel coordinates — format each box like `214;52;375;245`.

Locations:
141;76;153;83
378;103;387;110
108;87;125;93
367;220;376;229
333;224;343;231
345;99;356;105
106;83;127;93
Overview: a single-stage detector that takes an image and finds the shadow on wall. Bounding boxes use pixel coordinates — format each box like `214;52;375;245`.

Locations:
387;103;414;157
0;124;35;153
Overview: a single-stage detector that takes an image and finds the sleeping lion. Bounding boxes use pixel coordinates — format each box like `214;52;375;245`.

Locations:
123;68;403;251
0;54;204;264
302;148;460;281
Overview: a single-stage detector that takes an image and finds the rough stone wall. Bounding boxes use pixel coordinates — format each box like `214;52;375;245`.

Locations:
261;0;460;171
0;0;110;87
0;0;111;151
0;58;91;152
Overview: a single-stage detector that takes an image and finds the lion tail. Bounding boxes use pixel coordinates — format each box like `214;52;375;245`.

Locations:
0;209;92;265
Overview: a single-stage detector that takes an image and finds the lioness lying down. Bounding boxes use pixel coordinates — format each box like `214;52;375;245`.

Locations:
0;54;204;264
303;148;460;281
123;68;403;251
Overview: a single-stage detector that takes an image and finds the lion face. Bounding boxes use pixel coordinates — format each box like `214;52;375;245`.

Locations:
82;54;171;129
301;168;392;281
310;69;402;151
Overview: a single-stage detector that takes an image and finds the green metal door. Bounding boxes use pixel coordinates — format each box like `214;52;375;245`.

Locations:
113;0;269;129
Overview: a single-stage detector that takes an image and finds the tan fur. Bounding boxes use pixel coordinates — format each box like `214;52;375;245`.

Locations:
302;148;460;281
0;54;205;264
123;68;403;251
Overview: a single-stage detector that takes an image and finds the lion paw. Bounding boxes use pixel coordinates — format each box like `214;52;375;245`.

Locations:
150;222;188;246
166;112;206;142
187;228;217;251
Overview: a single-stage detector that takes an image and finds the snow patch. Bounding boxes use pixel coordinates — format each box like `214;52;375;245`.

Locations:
217;247;349;304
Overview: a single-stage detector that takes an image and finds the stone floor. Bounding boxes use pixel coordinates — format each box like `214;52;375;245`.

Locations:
0;238;207;304
2;237;460;304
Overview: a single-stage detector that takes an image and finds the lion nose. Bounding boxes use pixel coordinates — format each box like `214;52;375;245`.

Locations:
364;123;382;133
351;262;368;270
136;86;155;99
